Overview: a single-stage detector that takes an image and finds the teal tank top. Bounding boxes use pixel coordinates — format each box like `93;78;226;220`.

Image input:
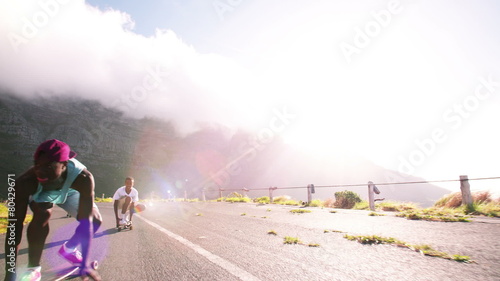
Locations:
32;158;86;204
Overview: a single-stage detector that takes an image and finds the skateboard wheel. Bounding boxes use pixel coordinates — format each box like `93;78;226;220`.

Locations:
91;260;99;270
129;225;133;230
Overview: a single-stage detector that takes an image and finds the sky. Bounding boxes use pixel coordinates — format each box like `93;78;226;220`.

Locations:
1;0;499;195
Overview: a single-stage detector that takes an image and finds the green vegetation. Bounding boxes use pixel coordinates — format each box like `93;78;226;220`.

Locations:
435;192;500;217
308;243;320;247
159;189;499;220
396;209;471;222
94;197;113;203
221;196;251;203
241;213;246;216
333;190;362;209
272;196;301;206
324;229;343;233
343;234;473;263
344;234;404;245
0;204;32;234
254;196;270;204
283;236;302;244
268;230;277;235
307;199;323;207
375;201;418;212
290;209;312;214
353;200;369;210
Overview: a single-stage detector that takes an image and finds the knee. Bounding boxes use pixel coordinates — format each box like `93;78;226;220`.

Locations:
129;202;136;212
93;218;102;232
32;208;52;223
93;211;103;232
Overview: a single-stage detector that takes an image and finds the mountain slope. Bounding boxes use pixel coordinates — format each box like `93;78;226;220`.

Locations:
0;94;449;206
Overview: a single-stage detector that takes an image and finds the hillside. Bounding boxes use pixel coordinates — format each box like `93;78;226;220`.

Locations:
0;94;449;206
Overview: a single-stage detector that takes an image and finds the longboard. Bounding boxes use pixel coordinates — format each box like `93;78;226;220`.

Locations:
117;221;133;231
41;261;98;281
41;266;79;281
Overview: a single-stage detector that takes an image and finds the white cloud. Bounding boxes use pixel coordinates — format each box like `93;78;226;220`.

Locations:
0;0;269;132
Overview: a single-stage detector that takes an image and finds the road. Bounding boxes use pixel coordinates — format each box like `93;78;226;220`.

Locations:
1;201;499;280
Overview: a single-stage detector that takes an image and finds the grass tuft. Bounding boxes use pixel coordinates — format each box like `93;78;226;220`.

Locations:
283;236;302;244
0;204;32;234
344;234;473;263
290;209;311;214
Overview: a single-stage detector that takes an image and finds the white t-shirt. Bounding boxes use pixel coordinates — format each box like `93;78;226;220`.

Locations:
112;186;139;202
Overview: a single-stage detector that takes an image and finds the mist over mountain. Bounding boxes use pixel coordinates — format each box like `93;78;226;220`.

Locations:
0;94;449;207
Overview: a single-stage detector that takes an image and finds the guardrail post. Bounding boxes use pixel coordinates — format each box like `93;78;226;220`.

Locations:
307;184;315;204
243;188;249;198
460;175;473;206
367;181;380;211
269;186;277;203
202;189;206;202
219;188;224;199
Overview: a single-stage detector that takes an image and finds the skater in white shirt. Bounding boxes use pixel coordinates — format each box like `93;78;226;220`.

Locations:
112;177;139;227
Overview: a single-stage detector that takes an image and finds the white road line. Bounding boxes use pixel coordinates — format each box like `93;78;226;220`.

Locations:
136;214;262;281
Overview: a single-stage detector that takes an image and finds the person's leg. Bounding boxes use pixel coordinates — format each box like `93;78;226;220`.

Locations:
58;190;102;248
116;198;125;227
120;197;131;222
27;202;53;267
128;201;136;222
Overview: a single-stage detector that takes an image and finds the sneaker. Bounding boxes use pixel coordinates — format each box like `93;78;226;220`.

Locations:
19;266;41;281
58;242;83;264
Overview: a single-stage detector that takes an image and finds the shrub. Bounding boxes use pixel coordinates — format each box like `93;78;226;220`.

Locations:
308;199;323;207
284;200;300;206
334;190;362;209
353;201;369;210
473;191;492;204
254;196;270;204
323;198;335;208
228;192;243;198
434;192;462;208
226;197;251;203
377;201;418;212
272;195;290;204
435;191;493;208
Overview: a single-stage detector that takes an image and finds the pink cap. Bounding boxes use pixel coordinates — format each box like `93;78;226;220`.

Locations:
34;139;77;162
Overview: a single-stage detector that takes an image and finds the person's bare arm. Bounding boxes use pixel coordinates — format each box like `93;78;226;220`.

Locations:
72;169;99;279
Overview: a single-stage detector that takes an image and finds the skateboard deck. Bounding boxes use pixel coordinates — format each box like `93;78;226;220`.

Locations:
117;221;133;231
41;266;79;281
41;261;98;281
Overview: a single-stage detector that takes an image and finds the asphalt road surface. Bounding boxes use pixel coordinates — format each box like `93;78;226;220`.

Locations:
1;201;499;280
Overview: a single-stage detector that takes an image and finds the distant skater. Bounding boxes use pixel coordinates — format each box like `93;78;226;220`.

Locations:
113;177;140;228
